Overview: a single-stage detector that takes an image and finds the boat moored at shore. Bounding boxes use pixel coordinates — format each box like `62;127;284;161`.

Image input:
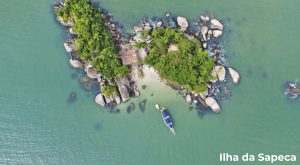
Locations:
155;104;175;135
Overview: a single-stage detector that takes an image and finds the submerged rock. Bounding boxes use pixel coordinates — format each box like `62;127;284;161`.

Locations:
205;97;221;113
285;82;300;99
80;75;94;91
127;103;136;112
177;16;189;28
139;99;147;112
142;85;146;90
68;92;77;103
228;68;240;84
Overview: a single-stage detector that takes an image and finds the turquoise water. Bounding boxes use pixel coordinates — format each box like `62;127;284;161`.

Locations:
0;0;300;164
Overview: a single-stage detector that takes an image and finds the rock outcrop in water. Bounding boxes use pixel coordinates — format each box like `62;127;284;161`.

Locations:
53;1;240;114
228;68;240;84
284;81;300;99
53;1;140;110
128;13;240;113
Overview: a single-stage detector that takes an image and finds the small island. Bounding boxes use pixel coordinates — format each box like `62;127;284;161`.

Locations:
53;0;240;113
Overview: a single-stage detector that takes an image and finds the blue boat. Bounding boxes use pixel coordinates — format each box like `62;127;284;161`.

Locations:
155;104;175;135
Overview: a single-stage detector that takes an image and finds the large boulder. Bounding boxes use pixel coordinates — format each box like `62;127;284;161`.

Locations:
213;30;223;38
115;77;130;102
205;97;221;113
69;59;83;68
200;16;210;22
177;16;189;28
202;43;207;49
56;16;73;26
200;26;208;41
207;30;213;40
113;94;122;105
228;68;240;84
64;42;76;53
144;22;152;30
210;18;223;30
215;66;226;81
95;93;106;107
133;26;143;33
185;94;192;103
87;68;101;79
156;21;163;28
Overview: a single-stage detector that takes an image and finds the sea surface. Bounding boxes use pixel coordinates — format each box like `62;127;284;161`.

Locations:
0;0;300;164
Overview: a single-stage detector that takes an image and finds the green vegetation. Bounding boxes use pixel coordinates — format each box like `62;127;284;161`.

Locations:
56;0;129;79
142;28;214;92
102;83;118;97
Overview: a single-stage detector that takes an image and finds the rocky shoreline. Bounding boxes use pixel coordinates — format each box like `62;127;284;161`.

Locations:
54;1;139;111
53;1;240;113
129;13;240;113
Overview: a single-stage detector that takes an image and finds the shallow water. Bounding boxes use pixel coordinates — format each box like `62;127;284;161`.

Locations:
0;0;300;164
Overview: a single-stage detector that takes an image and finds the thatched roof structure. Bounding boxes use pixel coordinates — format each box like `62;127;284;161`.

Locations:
120;49;138;65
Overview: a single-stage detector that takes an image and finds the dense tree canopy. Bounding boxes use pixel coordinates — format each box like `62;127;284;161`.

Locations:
56;0;129;80
143;28;214;92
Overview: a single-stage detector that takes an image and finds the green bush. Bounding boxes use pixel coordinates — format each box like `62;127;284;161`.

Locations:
102;83;118;97
144;28;214;92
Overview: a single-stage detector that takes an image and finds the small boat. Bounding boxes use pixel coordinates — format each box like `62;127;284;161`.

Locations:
155;104;175;135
